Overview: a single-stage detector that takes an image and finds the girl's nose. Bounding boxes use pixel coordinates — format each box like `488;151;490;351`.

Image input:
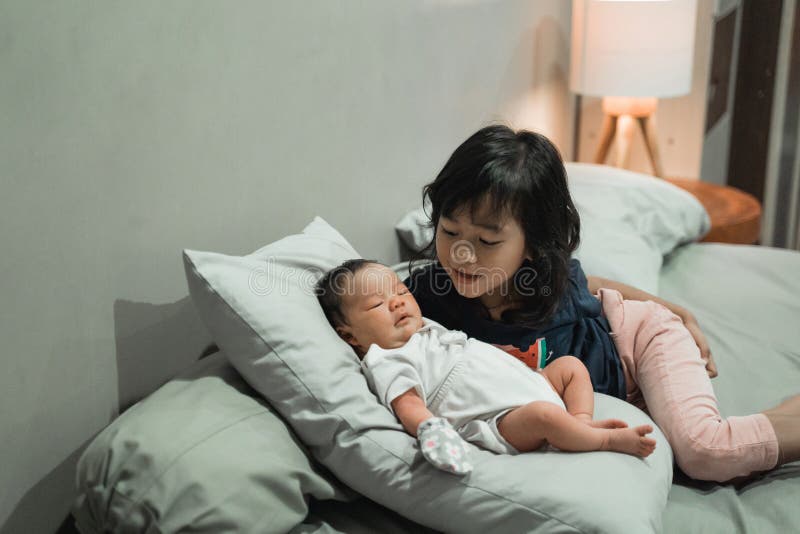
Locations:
451;240;477;265
456;250;477;265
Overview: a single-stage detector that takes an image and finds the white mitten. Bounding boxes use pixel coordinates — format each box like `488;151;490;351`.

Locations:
416;417;473;475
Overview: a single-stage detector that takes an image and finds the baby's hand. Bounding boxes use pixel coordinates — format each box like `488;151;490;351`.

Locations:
417;417;473;475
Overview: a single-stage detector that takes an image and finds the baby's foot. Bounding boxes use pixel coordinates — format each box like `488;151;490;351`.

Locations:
574;413;593;425
605;425;657;457
587;418;629;430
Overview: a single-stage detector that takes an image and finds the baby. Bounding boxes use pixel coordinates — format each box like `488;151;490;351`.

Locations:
316;259;656;475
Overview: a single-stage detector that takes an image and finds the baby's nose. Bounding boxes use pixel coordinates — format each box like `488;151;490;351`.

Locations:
389;297;404;310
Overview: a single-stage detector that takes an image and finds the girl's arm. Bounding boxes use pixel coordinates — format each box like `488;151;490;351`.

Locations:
587;275;718;378
391;388;435;436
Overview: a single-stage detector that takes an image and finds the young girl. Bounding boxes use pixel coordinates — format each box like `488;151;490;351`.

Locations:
405;124;800;482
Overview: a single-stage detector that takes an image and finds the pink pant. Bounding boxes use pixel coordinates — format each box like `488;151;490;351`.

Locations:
597;289;779;482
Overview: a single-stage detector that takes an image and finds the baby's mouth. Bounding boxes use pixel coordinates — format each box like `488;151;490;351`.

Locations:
394;313;411;326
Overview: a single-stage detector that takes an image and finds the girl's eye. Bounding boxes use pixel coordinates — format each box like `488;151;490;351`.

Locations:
441;228;458;237
479;238;502;246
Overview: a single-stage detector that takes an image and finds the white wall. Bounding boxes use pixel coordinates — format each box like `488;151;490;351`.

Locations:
0;1;574;530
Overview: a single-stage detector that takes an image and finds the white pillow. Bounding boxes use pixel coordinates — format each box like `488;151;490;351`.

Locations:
394;163;710;295
568;163;709;295
184;217;674;533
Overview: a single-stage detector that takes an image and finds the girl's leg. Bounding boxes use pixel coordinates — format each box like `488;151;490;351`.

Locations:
497;401;656;457
597;288;786;482
541;355;628;429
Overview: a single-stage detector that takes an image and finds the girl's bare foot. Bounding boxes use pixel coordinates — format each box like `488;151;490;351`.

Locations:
604;425;656;457
763;394;800;464
587;418;628;429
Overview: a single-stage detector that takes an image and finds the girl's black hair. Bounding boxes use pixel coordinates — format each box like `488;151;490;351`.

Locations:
412;124;580;327
315;258;378;329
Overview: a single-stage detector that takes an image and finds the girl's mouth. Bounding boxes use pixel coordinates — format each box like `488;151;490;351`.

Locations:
454;270;480;283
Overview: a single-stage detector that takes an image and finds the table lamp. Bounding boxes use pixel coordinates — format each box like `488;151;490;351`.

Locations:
570;0;697;177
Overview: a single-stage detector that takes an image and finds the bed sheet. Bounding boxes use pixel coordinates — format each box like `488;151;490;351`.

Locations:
658;243;800;533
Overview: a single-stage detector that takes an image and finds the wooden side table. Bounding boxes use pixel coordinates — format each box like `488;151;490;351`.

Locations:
665;178;762;245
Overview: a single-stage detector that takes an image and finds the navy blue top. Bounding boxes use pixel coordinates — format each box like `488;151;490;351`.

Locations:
404;259;626;399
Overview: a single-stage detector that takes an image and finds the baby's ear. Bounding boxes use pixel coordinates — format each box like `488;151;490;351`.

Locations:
336;326;358;347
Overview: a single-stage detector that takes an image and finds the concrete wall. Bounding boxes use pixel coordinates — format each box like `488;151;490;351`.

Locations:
0;1;574;531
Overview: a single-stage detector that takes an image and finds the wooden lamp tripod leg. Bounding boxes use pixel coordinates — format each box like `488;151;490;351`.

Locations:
593;97;664;178
638;114;664;178
615;114;636;169
593;113;617;165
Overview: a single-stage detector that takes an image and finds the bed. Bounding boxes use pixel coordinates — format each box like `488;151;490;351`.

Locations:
658;243;800;533
70;164;800;533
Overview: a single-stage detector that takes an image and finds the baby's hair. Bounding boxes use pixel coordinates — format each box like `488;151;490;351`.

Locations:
315;258;380;329
414;124;580;327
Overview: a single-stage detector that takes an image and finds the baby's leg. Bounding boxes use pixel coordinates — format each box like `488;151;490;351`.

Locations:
541;356;593;420
541;356;627;429
498;401;655;457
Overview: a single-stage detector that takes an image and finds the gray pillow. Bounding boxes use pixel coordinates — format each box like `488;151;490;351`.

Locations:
183;217;674;533
72;352;348;533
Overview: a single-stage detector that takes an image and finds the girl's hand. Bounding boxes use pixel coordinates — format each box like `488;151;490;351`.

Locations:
682;313;718;378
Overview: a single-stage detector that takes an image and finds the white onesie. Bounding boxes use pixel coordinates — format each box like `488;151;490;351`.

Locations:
361;319;566;454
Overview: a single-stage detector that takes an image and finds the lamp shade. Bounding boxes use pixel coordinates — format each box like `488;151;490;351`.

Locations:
570;0;698;98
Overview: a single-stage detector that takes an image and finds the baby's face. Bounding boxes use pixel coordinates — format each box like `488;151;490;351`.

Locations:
337;263;424;354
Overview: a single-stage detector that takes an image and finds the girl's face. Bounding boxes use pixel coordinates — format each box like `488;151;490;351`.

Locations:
435;199;530;307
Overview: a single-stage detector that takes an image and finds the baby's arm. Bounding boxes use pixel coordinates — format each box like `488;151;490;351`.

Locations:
391;388;473;475
391;388;435;437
